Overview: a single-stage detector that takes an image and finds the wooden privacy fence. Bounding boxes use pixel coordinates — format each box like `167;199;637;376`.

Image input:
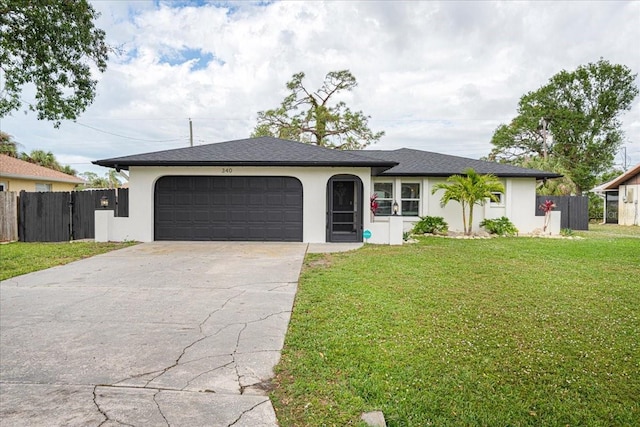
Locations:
16;189;129;242
0;191;19;242
535;195;589;230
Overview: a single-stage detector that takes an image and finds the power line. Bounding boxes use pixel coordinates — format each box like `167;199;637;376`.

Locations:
73;121;185;142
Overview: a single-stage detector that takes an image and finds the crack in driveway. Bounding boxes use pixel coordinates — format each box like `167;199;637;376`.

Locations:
1;242;305;427
142;291;245;388
227;398;271;427
152;390;170;426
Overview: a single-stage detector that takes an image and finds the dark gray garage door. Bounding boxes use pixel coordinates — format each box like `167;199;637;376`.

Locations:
155;176;303;241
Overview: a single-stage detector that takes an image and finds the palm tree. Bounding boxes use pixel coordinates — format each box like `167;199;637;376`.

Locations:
20;150;63;171
432;168;505;235
104;169;122;188
0;131;21;157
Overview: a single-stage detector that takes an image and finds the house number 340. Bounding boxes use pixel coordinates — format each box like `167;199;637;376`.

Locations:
221;168;232;173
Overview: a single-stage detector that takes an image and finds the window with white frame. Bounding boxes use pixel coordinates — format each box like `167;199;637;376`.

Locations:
373;182;393;216
0;182;6;191
35;183;52;192
490;191;504;206
401;183;420;216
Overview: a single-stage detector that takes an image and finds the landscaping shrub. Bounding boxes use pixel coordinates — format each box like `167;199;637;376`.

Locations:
412;216;448;234
480;216;518;236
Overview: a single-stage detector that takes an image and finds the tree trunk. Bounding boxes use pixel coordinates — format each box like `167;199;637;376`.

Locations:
461;202;468;235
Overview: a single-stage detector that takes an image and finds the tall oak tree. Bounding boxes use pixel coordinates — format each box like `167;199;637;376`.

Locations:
0;0;109;127
489;59;638;194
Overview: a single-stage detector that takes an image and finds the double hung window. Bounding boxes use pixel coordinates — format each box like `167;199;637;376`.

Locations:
373;182;393;216
401;183;420;216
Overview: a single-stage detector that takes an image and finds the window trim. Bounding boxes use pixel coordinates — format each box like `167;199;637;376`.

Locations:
400;181;421;217
489;191;504;207
373;181;394;216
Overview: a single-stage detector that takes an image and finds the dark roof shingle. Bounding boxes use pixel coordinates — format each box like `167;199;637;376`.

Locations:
94;137;560;179
94;137;397;169
354;148;561;179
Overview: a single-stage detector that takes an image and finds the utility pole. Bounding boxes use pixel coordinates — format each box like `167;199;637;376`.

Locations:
189;118;193;147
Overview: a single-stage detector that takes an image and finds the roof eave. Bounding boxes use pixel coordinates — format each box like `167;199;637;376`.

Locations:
602;164;640;190
93;160;398;170
377;171;563;179
0;172;84;184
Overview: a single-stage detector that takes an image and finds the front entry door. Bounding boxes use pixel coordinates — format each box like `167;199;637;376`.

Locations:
605;191;619;224
327;176;363;242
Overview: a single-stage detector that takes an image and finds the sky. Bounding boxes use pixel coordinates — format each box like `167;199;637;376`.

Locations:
1;0;639;176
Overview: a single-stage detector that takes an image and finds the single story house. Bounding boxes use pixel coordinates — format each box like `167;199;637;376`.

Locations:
600;163;640;226
0;154;84;192
93;136;561;244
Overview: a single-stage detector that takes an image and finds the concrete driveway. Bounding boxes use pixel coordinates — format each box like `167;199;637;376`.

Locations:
0;242;308;426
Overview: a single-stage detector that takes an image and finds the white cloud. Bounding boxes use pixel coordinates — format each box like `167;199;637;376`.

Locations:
1;0;639;174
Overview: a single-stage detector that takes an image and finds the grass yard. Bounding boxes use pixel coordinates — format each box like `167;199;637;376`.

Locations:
579;223;640;238
0;241;137;281
272;234;640;426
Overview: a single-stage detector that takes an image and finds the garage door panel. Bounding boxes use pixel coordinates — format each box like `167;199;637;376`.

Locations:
192;210;210;222
266;194;283;205
193;178;211;191
230;194;247;205
194;196;211;205
155;176;303;241
284;193;301;206
248;194;263;205
284;211;303;222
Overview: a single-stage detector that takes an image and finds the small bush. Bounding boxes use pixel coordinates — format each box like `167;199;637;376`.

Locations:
560;228;575;236
480;216;518;236
412;216;448;235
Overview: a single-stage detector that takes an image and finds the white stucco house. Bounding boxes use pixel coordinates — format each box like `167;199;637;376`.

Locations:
600;163;640;226
93;136;561;244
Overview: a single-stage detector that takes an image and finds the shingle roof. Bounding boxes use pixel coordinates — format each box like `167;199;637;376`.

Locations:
354;148;561;179
602;163;640;190
93;137;397;170
93;137;561;179
0;154;85;184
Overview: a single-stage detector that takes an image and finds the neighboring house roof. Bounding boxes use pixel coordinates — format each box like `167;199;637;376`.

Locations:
93;137;398;170
93;136;560;179
602;163;640;190
355;148;561;179
0;154;85;184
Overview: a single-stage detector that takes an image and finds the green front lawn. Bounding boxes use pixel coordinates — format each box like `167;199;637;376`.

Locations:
579;223;640;238
0;241;137;281
273;235;640;426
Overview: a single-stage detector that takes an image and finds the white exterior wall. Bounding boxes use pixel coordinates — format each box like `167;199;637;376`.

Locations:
618;183;640;226
373;176;551;234
100;165;375;243
96;167;557;243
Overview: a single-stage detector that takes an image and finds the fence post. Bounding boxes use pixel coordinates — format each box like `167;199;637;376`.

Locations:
0;191;19;242
18;190;26;241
